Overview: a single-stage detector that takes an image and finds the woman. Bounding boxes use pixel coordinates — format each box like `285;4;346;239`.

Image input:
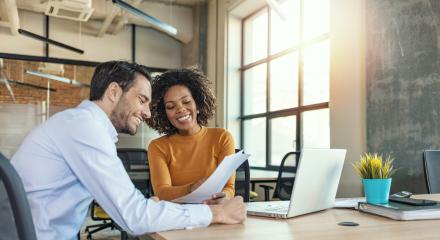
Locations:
147;67;236;202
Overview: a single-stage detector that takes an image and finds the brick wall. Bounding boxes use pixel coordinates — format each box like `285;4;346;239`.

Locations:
0;59;96;158
0;59;94;108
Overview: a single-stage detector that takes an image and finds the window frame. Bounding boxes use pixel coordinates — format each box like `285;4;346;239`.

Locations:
239;1;330;171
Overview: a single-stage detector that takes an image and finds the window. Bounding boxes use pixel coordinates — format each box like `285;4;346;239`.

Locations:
240;0;330;170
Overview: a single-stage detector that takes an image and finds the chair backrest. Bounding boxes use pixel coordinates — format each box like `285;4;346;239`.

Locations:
235;158;250;202
234;149;250;202
273;151;300;200
117;148;153;197
423;150;440;193
0;153;37;240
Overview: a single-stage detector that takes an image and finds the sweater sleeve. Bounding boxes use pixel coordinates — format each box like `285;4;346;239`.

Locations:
148;141;191;201
217;130;236;199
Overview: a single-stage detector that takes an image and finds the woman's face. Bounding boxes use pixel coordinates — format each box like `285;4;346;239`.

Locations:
163;85;200;136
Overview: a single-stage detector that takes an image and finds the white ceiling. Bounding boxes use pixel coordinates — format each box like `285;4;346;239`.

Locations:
0;0;208;43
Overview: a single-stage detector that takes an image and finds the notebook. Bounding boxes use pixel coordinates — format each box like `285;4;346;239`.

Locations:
246;148;346;218
358;201;440;220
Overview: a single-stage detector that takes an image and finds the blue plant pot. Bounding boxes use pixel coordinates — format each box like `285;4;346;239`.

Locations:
362;178;392;204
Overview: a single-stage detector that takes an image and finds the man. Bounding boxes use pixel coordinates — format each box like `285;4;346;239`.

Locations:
11;61;246;240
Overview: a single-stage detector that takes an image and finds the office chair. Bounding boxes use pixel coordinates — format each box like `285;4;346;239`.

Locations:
85;148;151;240
0;153;37;240
84;201;127;240
423;150;440;193
259;151;300;201
117;148;153;198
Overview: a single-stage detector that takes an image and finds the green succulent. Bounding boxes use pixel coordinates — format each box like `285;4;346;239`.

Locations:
352;153;396;179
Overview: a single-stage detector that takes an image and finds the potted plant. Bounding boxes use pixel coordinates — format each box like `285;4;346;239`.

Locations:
353;153;396;204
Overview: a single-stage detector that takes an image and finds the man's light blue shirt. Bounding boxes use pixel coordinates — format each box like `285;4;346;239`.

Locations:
11;100;212;240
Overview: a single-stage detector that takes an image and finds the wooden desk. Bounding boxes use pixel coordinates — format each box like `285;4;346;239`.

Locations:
146;194;440;240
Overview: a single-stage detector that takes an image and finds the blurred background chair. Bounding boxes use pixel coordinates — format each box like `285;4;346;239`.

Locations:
85;148;151;240
117;148;153;198
0;152;37;240
259;151;300;201
423;150;440;193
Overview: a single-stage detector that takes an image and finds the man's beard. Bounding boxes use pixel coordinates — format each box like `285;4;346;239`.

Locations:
110;100;136;135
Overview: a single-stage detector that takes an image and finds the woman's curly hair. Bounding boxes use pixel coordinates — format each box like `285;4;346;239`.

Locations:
146;67;216;135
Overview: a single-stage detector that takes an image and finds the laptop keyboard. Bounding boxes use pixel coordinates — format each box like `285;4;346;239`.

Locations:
265;205;288;212
247;201;290;213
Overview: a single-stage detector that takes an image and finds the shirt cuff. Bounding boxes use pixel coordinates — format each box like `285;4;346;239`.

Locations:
181;204;212;229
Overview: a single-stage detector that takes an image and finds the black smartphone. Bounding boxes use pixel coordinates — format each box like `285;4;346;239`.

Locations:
389;196;437;206
390;191;412;198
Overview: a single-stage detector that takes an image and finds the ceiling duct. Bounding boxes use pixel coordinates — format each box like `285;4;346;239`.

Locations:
112;0;178;36
45;0;95;22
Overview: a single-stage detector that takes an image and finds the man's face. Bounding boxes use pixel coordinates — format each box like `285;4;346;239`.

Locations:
110;74;151;135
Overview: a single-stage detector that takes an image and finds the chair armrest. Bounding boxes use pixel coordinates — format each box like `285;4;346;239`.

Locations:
259;184;274;190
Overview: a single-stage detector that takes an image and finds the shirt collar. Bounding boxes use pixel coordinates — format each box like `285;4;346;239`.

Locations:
77;100;118;143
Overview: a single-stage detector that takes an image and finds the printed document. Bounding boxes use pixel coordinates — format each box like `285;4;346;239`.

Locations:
173;150;250;204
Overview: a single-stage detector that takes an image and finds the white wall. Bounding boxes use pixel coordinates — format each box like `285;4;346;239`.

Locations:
49;18;132;62
0;11;45;56
0;103;44;159
117;124;160;150
330;0;366;197
136;26;182;69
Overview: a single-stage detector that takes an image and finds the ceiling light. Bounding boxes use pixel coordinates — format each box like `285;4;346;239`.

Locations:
25;70;90;87
112;0;177;35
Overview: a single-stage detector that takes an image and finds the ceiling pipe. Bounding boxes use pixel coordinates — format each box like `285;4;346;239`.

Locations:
112;0;177;36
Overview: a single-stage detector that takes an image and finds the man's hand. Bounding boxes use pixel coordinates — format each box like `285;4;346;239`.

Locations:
208;196;246;224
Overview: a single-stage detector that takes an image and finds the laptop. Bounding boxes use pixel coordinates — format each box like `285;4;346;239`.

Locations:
246;148;347;218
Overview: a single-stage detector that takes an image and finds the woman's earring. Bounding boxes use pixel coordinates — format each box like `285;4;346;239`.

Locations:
197;110;200;114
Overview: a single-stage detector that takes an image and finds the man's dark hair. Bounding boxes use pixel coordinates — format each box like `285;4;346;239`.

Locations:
147;67;216;135
89;61;151;101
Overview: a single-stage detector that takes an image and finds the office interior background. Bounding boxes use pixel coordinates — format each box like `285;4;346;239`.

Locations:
0;0;437;198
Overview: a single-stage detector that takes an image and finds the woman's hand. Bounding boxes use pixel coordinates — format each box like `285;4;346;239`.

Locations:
188;177;207;193
203;192;228;205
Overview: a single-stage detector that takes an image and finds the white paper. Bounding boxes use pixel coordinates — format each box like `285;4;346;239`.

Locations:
172;150;250;204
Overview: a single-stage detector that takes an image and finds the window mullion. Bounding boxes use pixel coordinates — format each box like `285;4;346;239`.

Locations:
240;18;245;149
297;0;305;152
266;7;271;169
